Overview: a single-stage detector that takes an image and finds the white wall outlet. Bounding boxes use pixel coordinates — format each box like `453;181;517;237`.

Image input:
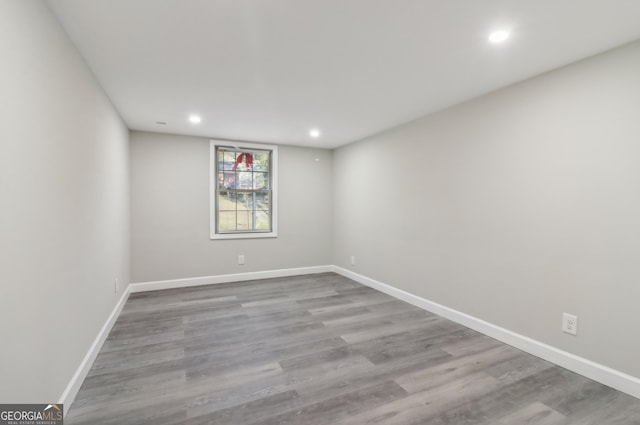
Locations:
114;278;119;294
238;254;245;265
350;255;355;266
562;313;578;335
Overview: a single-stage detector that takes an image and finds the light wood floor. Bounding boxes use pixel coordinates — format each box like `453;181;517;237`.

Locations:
66;273;640;424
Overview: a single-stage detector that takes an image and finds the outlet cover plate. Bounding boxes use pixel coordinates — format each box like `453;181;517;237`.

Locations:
562;313;578;335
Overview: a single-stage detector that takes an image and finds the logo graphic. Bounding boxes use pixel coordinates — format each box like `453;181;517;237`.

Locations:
0;404;63;424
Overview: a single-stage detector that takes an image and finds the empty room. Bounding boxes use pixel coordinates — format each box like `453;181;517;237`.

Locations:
2;0;640;424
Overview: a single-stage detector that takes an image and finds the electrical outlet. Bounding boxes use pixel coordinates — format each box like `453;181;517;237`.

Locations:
114;278;119;294
238;254;245;265
350;256;355;266
562;313;578;335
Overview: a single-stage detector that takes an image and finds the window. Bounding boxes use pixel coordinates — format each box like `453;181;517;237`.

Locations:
210;140;278;239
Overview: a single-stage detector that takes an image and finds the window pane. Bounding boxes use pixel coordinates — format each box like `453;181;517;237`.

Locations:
253;172;269;190
236;172;252;189
255;210;270;230
236;209;251;230
218;172;236;189
218;191;236;211
218;211;236;232
253;152;269;171
218;150;226;172
255;192;270;211
236;192;254;211
223;151;236;171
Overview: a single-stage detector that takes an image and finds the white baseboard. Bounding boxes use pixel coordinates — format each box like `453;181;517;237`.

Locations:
59;285;132;414
332;265;640;400
129;265;333;293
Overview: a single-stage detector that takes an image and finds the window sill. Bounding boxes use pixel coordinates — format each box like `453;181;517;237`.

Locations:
210;232;278;240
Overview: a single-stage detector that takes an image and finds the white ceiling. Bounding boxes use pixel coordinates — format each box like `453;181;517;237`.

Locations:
48;0;640;149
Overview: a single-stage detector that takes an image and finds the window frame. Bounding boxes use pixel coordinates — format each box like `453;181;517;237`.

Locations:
210;140;278;240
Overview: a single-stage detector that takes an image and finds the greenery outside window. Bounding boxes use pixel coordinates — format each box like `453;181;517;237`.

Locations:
210;140;278;239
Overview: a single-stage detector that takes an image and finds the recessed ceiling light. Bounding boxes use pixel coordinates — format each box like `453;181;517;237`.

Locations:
309;128;320;138
489;30;510;44
189;115;202;124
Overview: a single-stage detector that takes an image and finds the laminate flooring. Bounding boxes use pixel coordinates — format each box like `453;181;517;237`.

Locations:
66;273;640;424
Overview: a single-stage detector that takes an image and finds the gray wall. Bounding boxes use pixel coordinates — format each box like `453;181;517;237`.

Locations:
333;41;640;378
0;1;130;402
130;131;332;282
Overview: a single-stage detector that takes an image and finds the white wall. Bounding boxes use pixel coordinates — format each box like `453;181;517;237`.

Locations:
0;1;130;402
333;41;640;378
130;131;332;282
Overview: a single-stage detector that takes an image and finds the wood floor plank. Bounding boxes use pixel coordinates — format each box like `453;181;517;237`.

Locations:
65;272;640;425
248;380;408;425
185;390;302;425
496;402;567;425
394;344;522;393
338;370;503;425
